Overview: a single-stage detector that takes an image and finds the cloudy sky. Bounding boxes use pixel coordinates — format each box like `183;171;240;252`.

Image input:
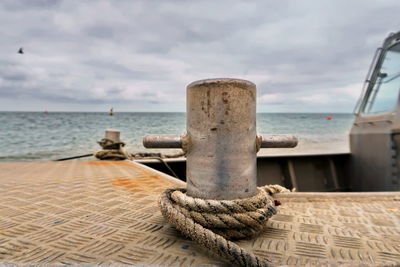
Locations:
0;0;399;112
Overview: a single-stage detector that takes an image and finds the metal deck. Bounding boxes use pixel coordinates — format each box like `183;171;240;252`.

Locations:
0;160;399;266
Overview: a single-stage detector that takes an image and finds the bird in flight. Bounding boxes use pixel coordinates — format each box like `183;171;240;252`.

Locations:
18;47;24;54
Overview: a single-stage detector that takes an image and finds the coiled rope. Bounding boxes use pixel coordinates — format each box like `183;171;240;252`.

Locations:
94;138;130;160
93;138;184;179
94;138;186;161
159;184;290;267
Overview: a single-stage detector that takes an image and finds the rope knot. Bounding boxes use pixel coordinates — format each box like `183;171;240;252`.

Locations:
94;138;130;160
97;138;125;149
159;185;289;266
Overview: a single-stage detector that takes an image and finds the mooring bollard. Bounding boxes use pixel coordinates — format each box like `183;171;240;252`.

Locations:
143;78;297;200
94;129;130;160
105;129;121;145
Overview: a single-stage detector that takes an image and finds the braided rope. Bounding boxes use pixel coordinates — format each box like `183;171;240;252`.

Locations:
94;149;130;160
159;184;289;266
94;138;131;160
94;138;186;161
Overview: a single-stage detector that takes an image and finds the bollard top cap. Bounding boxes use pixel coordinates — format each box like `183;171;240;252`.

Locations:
187;78;256;90
106;129;120;133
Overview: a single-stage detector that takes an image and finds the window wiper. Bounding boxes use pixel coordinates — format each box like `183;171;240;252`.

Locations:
382;71;400;83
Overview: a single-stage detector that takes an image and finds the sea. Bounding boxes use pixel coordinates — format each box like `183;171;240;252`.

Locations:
0;112;354;161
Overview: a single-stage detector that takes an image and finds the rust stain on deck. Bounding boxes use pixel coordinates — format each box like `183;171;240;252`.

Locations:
86;160;136;167
112;176;170;193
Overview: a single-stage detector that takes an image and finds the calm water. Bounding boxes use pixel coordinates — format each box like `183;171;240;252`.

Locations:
0;112;354;161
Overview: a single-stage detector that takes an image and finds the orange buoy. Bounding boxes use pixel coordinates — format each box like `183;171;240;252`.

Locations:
327;116;332;120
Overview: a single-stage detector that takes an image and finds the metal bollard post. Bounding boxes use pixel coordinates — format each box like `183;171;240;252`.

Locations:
105;129;121;143
143;78;297;200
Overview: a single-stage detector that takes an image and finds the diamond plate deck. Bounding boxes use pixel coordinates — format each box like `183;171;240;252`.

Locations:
0;160;399;266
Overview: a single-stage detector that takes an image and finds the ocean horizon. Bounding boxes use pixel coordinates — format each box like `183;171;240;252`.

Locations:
0;111;354;161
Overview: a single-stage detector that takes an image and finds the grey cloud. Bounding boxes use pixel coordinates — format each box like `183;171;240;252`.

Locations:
1;0;62;10
0;64;30;88
85;25;114;39
83;60;158;79
1;0;400;112
106;87;124;96
3;72;29;82
83;61;171;86
0;86;22;98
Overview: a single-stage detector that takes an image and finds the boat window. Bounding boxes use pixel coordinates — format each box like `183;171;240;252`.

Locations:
363;43;400;114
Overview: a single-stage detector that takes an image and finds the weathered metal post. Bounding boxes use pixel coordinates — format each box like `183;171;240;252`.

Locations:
105;129;121;144
94;129;128;160
185;79;257;199
143;78;297;200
